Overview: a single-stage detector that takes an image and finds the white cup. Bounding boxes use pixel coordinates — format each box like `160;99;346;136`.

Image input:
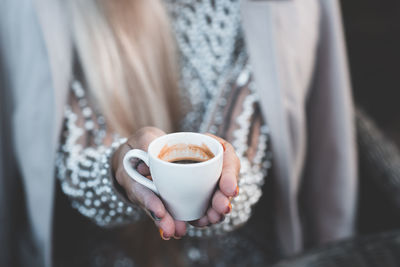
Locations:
123;132;224;221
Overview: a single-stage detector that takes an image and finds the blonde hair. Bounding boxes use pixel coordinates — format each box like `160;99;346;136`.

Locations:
67;0;180;137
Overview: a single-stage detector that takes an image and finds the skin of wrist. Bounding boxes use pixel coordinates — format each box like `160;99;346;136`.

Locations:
111;145;123;177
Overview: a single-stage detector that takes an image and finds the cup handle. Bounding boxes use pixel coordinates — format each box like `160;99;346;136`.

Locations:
123;149;159;195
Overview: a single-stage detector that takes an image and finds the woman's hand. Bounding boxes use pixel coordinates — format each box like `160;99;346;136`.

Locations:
112;127;186;240
190;134;241;227
112;127;240;240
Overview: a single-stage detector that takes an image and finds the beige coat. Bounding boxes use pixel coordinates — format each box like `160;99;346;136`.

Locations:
0;0;357;266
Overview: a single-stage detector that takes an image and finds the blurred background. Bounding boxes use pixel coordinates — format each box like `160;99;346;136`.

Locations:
342;0;400;138
269;1;400;265
340;0;400;235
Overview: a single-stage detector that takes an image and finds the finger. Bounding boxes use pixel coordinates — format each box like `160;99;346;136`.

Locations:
206;134;240;197
120;171;175;240
212;189;231;214
117;168;166;219
207;207;223;224
219;142;240;197
130;180;166;219
189;215;209;228
173;220;187;239
137;161;150;176
123;173;177;241
155;212;176;240
128;127;166;151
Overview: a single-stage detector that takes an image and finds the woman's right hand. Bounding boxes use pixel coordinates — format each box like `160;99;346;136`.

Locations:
111;127;187;240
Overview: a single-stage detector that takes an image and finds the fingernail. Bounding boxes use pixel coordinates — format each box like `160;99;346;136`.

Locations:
150;211;161;221
159;228;170;240
220;142;226;152
225;202;232;214
234;186;239;197
173;235;182;240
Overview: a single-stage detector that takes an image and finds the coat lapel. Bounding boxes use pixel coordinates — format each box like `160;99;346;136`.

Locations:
34;0;72;146
29;1;71;266
241;0;302;255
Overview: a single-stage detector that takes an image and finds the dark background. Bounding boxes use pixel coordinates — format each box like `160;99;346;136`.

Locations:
340;0;400;234
341;0;400;142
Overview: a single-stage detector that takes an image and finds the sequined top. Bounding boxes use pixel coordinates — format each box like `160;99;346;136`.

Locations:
55;0;272;266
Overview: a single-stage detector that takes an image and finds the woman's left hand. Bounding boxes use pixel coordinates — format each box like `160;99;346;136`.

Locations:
190;134;241;227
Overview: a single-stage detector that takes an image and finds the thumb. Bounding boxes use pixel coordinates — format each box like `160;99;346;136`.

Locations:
127;127;166;151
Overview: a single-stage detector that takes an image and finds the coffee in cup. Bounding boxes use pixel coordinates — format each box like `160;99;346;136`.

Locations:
158;143;215;164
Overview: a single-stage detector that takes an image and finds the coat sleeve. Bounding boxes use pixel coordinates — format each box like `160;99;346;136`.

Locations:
55;83;145;227
302;0;358;246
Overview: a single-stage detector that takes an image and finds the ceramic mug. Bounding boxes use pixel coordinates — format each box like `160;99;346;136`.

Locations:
123;132;224;221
